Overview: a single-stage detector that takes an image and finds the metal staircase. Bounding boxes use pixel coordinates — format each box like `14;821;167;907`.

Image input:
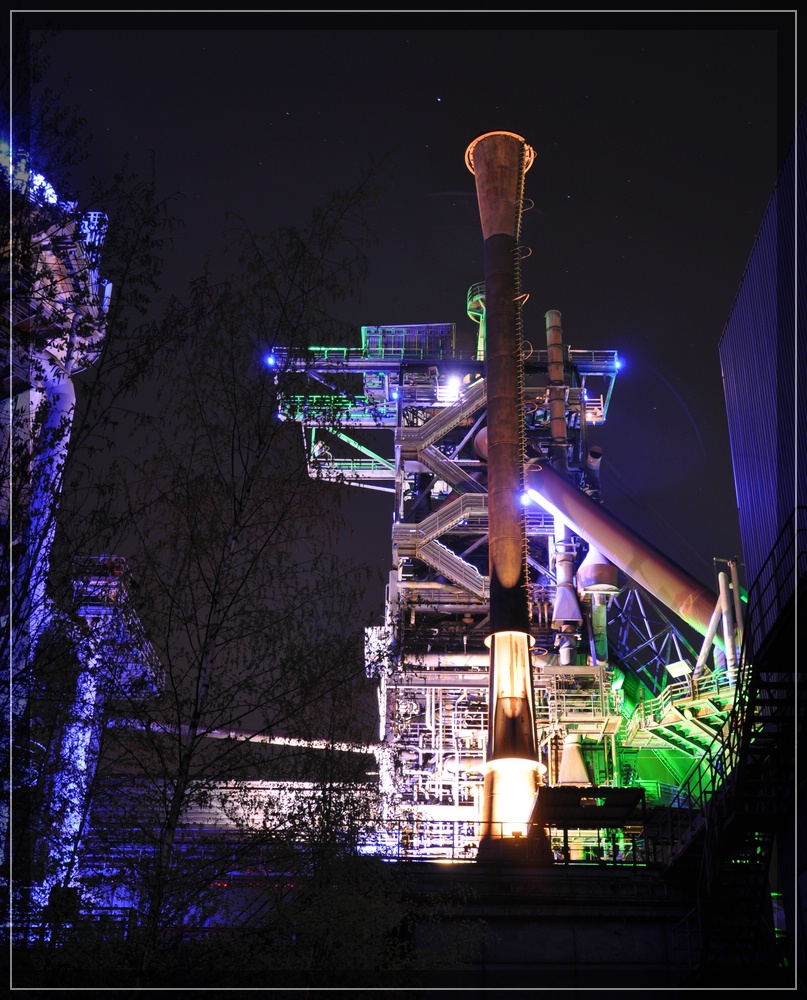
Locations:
673;511;800;984
395;375;488;449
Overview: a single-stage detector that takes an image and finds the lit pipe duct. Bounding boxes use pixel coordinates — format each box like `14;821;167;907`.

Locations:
466;131;541;847
546;310;568;475
575;446;619;664
526;462;719;638
587;596;610;664
692;602;723;681
586;444;603;500
729;558;745;647
417;653;490;668
544;309;583;663
718;571;737;685
552;534;582;668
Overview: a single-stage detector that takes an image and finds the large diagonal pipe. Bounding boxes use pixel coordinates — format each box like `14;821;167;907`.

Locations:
466;132;542;851
526;461;719;637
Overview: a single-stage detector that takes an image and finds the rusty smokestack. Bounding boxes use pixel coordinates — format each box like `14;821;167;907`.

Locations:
465;131;534;636
466;131;542;851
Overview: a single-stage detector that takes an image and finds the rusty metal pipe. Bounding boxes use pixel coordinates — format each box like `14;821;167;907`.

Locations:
527;461;719;637
467;131;541;849
466;131;534;637
546;309;568;475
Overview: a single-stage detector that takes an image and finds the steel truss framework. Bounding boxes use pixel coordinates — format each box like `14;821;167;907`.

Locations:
275;320;740;863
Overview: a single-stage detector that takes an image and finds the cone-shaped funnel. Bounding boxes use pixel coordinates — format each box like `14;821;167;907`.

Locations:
557;733;592;786
552;585;583;626
577;543;620;594
465;131;535;240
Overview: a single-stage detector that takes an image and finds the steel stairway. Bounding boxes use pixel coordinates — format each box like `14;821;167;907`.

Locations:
675;513;801;985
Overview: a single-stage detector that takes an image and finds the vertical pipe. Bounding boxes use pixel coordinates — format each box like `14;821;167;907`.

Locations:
693;602;723;682
546;310;567;475
545;309;582;664
586;445;603;501
465;131;534;636
718;571;737;685
466;132;541;849
729;558;744;649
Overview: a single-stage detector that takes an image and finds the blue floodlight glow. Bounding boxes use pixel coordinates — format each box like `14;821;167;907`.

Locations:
520;492;531;506
526;487;565;525
615;356;623;370
1;141;59;205
391;389;399;400
264;353;277;368
31;172;58;205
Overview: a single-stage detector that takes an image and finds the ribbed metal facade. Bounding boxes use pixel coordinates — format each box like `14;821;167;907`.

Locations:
719;107;803;628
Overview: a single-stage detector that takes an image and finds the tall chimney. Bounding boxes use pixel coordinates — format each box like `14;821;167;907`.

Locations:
466;132;542;853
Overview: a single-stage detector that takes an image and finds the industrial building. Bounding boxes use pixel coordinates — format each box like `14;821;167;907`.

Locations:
271;127;801;987
4;118;801;989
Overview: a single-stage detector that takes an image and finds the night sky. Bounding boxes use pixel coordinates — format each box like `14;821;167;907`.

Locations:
18;16;797;617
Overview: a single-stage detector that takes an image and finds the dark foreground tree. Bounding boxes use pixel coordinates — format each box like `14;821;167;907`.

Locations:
3;27;178;918
7;29;461;986
10;173;413;987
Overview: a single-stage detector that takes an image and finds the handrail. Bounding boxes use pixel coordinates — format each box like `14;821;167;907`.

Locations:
656;507;803;866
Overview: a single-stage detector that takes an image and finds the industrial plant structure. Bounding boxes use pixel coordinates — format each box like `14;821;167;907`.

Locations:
5;123;800;988
277;133;741;866
270;131;800;986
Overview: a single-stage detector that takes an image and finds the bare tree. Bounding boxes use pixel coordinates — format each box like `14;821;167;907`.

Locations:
7;30;406;981
34;182;389;978
4;26;178;933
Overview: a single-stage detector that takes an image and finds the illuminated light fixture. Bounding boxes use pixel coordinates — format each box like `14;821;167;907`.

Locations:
436;374;462;405
525;486;564;523
665;660;692;679
615;356;623;370
264;353;277;368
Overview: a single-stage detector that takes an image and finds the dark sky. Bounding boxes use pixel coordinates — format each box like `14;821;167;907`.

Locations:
21;16;797;612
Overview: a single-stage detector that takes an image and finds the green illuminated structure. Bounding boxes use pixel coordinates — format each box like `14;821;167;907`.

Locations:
276;310;740;865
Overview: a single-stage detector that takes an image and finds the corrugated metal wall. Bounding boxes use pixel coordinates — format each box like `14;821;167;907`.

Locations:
719;107;802;618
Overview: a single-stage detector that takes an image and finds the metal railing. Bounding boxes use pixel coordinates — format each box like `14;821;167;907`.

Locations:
356;818;658;868
657;508;802;867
